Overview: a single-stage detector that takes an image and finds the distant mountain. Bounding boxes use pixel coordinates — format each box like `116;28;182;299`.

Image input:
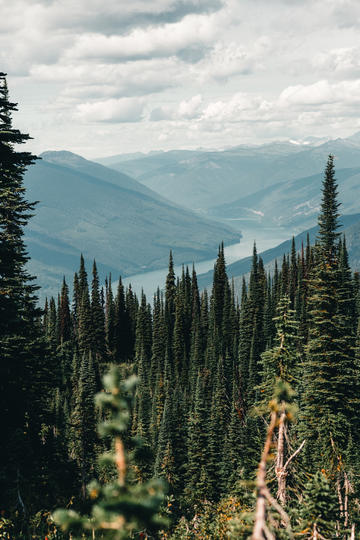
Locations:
96;150;164;166
209;166;360;232
98;137;360;212
24;153;239;300
197;213;360;291
41;151;166;200
345;131;360;146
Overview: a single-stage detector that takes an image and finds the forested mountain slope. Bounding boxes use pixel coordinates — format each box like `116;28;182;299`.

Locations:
197;213;360;290
23;155;238;299
99;137;360;211
209;166;360;231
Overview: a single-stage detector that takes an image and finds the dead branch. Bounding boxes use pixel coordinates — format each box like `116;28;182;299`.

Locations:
115;437;126;486
100;516;126;530
275;412;286;505
263;523;275;540
263;487;292;537
252;410;277;540
283;440;306;472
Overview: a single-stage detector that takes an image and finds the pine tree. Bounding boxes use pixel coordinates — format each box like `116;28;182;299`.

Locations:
0;73;56;515
71;351;97;499
299;156;360;500
185;373;211;504
212;243;228;327
165;250;176;337
59;277;72;344
91;260;106;362
113;276;131;362
258;295;299;404
105;275;116;358
54;368;167;538
296;472;339;538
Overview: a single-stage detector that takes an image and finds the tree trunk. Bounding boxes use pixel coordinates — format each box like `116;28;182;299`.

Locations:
275;412;286;506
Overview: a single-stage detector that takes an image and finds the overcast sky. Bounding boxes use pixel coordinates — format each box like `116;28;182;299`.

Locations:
2;0;360;158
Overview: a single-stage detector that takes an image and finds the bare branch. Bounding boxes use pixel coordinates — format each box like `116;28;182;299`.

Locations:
252;411;277;540
283;440;306;472
263;487;292;538
115;437;126;486
263;523;276;540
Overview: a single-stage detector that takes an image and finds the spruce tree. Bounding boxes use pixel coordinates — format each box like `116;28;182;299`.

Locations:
54;368;167;539
299;156;360;522
59;277;72;344
91;260;106;362
296;472;339;538
0;72;55;516
71;352;97;499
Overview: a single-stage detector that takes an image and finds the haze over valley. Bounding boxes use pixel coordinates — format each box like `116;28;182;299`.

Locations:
26;131;360;300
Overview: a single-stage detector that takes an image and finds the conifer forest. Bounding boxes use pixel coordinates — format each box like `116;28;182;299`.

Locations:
2;68;360;540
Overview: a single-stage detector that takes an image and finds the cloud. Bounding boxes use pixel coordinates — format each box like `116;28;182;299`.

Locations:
330;0;360;28
3;0;360;156
150;94;203;121
313;47;360;77
201;93;267;122
178;94;203;118
67;13;217;63
42;0;224;33
0;0;223;34
278;79;360;108
31;56;185;102
191;37;272;83
0;0;223;75
75;97;145;122
0;1;70;74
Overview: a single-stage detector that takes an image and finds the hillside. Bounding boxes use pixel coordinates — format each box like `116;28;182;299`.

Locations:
98;137;360;213
197;213;360;291
24;154;239;299
209;166;360;231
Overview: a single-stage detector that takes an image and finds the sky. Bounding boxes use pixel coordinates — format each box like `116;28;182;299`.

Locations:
2;0;360;158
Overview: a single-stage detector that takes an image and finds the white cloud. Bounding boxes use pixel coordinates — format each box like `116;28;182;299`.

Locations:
202;93;265;122
150;95;203;121
192;37;272;82
313;47;360;77
67;13;217;62
279;79;360;108
278;80;336;107
178;95;203;118
75;97;145;123
3;0;360;155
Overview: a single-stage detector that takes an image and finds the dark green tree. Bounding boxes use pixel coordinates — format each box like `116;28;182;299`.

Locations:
0;72;56;517
54;368;167;539
91;260;106;362
299;156;360;521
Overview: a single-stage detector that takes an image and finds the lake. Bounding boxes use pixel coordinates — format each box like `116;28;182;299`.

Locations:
122;226;292;299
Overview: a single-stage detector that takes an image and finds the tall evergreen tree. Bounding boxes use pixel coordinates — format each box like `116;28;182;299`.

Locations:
299;155;359;481
0;72;55;516
91;260;106;362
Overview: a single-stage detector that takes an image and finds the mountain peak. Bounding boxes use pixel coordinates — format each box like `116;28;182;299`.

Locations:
40;150;88;166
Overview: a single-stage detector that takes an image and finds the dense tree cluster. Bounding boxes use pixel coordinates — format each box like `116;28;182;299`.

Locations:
2;74;360;538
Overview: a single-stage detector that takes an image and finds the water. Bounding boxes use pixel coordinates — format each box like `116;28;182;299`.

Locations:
122;227;292;300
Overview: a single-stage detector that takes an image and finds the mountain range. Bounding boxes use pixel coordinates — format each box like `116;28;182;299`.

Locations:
25;131;360;300
209;166;360;232
96;135;360;220
24;152;238;300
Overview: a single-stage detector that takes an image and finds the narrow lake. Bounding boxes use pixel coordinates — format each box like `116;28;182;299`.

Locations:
122;227;292;299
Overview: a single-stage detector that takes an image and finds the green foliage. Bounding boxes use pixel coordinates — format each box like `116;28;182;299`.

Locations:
295;472;339;538
54;367;168;538
0;72;60;518
3;121;360;540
